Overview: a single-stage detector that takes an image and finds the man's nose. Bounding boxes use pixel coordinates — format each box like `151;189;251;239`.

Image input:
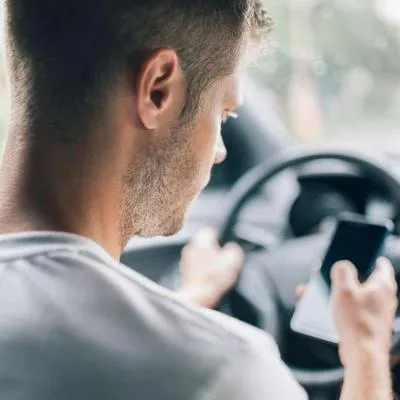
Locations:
214;137;227;165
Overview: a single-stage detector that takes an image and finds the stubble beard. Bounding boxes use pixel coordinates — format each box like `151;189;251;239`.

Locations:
119;122;199;246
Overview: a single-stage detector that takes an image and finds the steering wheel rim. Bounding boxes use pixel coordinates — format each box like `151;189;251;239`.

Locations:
217;146;400;389
219;147;400;245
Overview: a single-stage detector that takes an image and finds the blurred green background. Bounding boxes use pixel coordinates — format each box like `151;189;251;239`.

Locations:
253;0;400;144
0;1;399;147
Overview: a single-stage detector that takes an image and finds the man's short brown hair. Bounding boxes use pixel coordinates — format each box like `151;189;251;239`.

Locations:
5;0;272;141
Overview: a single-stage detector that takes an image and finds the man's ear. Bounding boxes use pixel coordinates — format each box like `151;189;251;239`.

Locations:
136;49;183;130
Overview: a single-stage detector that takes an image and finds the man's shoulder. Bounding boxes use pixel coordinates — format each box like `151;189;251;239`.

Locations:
50;247;291;394
60;245;281;367
116;262;306;400
0;237;274;356
0;238;305;399
111;250;278;353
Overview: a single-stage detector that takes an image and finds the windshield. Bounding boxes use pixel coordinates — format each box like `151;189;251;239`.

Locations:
251;0;400;145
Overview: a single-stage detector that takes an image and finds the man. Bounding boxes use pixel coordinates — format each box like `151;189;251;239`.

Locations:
0;0;397;399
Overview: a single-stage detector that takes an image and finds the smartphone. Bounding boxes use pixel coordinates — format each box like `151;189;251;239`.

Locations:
290;213;393;343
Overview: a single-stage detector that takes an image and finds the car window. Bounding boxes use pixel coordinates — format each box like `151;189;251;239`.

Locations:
250;0;400;146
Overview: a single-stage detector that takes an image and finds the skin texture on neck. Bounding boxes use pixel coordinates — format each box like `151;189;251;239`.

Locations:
0;111;136;259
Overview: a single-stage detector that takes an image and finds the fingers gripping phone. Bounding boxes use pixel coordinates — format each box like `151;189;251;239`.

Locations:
290;213;393;343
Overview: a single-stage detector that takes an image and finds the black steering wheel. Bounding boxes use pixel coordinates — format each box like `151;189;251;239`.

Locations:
123;147;400;393
217;147;400;391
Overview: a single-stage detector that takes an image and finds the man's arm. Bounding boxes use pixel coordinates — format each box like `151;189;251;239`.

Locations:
331;259;397;400
341;346;392;400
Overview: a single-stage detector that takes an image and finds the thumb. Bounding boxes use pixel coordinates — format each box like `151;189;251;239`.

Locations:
331;261;360;295
221;242;244;269
365;257;396;292
192;228;218;248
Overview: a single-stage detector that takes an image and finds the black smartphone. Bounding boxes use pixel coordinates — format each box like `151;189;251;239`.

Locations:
291;213;393;343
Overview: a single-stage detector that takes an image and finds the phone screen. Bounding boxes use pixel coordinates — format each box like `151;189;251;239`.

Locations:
320;217;392;288
290;214;393;343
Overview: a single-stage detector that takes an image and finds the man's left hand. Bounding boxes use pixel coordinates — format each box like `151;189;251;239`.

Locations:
176;228;244;309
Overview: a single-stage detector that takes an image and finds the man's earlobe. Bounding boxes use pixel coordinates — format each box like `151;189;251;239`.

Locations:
139;98;159;130
136;49;180;130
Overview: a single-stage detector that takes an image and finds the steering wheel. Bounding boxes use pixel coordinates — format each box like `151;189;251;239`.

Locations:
217;147;400;391
123;147;400;393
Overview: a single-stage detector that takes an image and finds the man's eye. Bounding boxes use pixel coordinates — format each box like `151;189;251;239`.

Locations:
222;111;239;125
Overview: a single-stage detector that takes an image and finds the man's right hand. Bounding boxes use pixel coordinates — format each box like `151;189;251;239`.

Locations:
331;258;398;400
331;258;398;366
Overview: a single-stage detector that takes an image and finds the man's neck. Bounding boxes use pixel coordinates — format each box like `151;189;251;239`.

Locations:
0;130;126;259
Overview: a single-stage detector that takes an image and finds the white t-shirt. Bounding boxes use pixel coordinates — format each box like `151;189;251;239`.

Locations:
0;232;307;399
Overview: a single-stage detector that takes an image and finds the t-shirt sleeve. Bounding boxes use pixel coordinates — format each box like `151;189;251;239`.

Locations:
198;337;308;400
